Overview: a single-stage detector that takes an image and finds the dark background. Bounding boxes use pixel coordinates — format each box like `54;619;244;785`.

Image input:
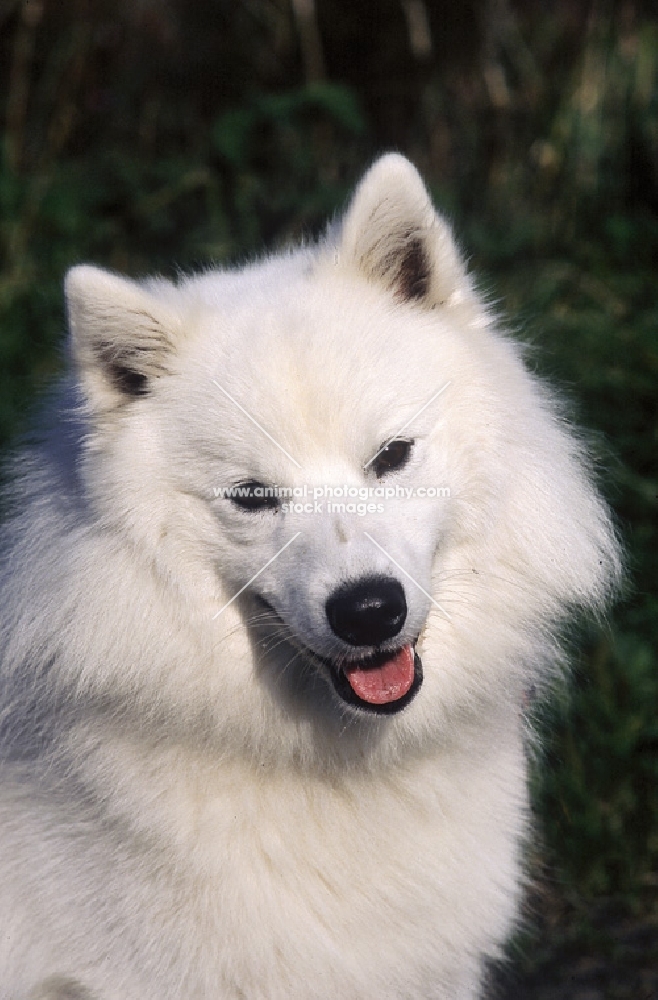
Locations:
1;2;657;996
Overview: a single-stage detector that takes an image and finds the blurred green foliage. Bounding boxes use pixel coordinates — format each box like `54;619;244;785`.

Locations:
483;224;658;906
1;0;657;991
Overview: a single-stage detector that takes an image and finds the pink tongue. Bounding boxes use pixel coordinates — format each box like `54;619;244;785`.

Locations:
344;645;415;705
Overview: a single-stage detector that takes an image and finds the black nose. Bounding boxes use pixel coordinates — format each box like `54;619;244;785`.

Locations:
326;576;407;646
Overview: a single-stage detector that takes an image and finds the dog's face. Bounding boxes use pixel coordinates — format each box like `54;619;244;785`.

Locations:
184;281;460;717
62;155;617;752
65;156;488;725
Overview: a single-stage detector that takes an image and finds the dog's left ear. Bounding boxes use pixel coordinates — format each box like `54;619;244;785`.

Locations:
332;154;474;309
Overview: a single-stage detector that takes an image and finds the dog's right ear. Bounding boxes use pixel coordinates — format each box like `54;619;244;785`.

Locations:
65;265;181;413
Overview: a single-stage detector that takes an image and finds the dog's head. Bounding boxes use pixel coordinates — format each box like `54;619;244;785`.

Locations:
62;155;619;760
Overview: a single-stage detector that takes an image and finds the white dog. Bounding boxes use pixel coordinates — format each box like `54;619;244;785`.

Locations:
0;154;620;999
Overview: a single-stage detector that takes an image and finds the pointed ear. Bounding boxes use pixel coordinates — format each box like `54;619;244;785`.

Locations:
65;265;180;412
333;154;474;308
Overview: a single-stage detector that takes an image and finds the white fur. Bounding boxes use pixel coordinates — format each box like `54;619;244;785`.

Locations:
0;155;620;999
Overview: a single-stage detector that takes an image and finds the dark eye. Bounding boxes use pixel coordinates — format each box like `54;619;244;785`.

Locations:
371;439;413;478
229;481;279;512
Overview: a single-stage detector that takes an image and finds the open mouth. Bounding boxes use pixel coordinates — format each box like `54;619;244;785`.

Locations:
327;644;423;715
253;596;423;715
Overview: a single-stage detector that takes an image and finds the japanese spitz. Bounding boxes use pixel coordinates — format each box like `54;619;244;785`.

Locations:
0;155;620;999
